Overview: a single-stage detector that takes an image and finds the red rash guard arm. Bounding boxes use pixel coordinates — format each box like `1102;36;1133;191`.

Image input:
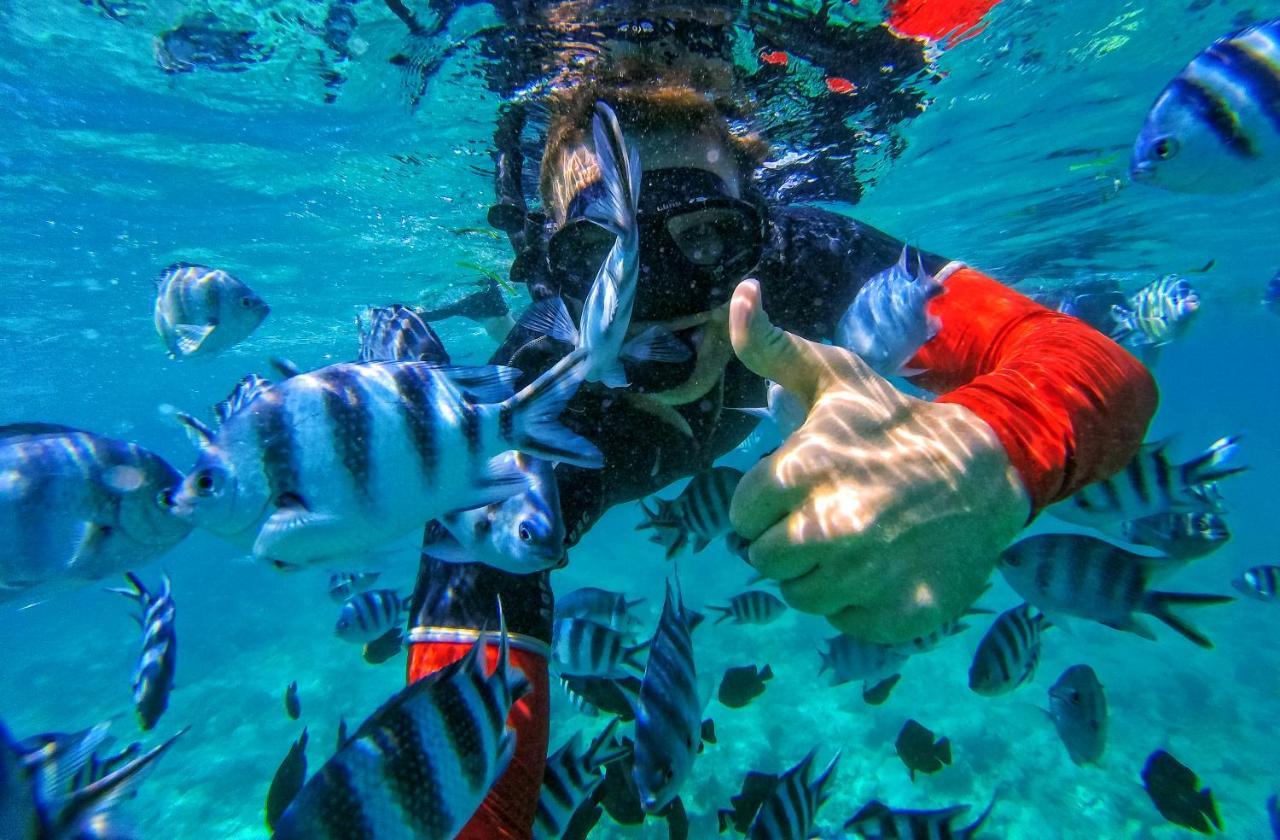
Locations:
909;268;1158;513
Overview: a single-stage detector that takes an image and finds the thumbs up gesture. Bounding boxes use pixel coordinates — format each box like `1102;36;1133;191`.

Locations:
728;279;1031;644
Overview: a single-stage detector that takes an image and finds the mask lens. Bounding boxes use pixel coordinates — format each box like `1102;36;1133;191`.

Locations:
665;207;757;268
548;220;613;296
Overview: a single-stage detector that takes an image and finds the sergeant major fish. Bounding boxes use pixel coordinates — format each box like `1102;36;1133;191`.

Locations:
745;747;839;840
153;263;269;358
1232;565;1280;602
968;603;1049;697
171;349;600;569
109;572;177;731
356;304;449;364
636;466;743;559
707;590;786;626
273;618;529;839
1048;664;1107;767
1000;534;1234;648
551;617;647;679
328;570;380;603
534;718;628;840
335;589;407;644
1122;512;1230;561
1131;18;1280;193
818;633;907;705
1109;275;1201;351
555;587;643;632
845;796;996;840
834;247;945;377
0;423;190;601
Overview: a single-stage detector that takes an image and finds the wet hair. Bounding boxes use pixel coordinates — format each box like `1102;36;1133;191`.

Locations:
540;68;770;225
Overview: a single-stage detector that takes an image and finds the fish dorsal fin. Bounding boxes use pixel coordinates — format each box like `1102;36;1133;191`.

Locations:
270;358;302;379
174;412;214;449
0;422;85;440
440;364;520;404
518;296;579;345
214;374;272;425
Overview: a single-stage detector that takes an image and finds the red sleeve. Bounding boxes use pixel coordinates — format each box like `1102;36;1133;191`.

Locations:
910;268;1158;513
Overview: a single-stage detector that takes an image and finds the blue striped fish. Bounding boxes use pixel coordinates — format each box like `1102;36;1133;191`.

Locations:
273;619;529;839
968;603;1048;697
110;572;177;731
632;578;700;814
534;718;628;840
153;262;269;358
171;349;600;569
328;570;381;603
746;747;840;840
835;247;944;377
845;796;996;839
707;590;786;626
1232;565;1280;602
555;587;643;632
636;466;743;559
550;617;646;678
356;304;449;364
1109;275;1201;350
1122;511;1230;561
335;589;407;644
1132;18;1280;193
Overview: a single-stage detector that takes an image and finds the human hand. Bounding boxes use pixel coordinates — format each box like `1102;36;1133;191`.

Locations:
727;279;1030;644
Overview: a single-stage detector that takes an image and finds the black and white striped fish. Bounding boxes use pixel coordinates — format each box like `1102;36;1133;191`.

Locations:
746;747;840;840
172;349;601;569
1000;534;1234;648
356;304;450;364
818;634;908;705
110;572;177;731
551;617;646;678
335;589;407;644
273;618;529;839
328;570;381;603
1109;275;1201;350
1233;565;1280;602
1122;511;1231;561
636;466;743;559
632;578;700;814
557;675;641;721
844;796;996;839
534;718;629;840
153;262;269;358
555;587;643;633
707;590;786;626
968;603;1049;697
1050;436;1243;532
1132;18;1280;193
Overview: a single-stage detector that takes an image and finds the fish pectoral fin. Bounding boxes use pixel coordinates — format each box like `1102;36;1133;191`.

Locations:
622;325;691;364
597;361;629;389
253;507;347;565
170;323;216;355
419;526;473;564
69;521;113;568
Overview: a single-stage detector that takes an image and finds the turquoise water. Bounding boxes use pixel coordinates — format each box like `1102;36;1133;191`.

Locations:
1;1;1278;837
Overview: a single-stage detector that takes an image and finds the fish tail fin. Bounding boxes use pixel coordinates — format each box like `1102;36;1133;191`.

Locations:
707;605;732;625
813;750;840;805
938;737;953;766
960;792;998;839
493;598;531;705
1179;435;1246;486
502;349;601;468
1143;591;1235;648
53;727;187;837
585;102;640;238
817;649;830;676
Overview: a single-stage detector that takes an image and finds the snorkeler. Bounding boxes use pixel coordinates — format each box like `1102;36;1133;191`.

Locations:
398;8;1157;838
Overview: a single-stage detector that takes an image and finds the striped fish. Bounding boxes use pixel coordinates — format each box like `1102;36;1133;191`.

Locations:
356;304;449;364
534;718;629;840
707;590;786;626
746;747;840;840
335;589;406;644
844;796;996;839
632;578;700;814
890;609;986;657
968;603;1048;696
1132;18;1280;193
1233;565;1280;602
835;247;944;377
818;633;907;705
1000;534;1234;648
328;570;381;603
555;587;643;632
171;349;600;569
1050;436;1243;533
153;262;269;358
110;572;177;731
636;466;743;559
1109;275;1201;350
557;675;641;722
273;619;529;840
215;374;273;426
550;617;646;678
1122;511;1230;561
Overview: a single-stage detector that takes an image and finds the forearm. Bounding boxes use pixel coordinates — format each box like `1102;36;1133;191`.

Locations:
910;268;1158;513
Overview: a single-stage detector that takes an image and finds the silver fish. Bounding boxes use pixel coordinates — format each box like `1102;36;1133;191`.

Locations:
335;589;407;644
109;572;177;731
1000;534;1233;648
1048;664;1107;767
153;262;269;358
1233;565;1280;602
633;578;700;814
637;466;743;559
1050;436;1243;533
274;620;529;840
554;587;643;632
1109;275;1201;350
1131;18;1280;193
707;590;786;626
328;570;381;603
835;247;943;377
356;304;449;364
746;747;840;840
731;381;808;439
550;617;646;679
818;633;907;704
172;351;600;569
845;796;995;839
1121;511;1230;561
533;718;628;840
0;423;190;602
968;603;1048;697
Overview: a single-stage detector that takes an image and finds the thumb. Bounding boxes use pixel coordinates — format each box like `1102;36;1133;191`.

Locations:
729;278;831;406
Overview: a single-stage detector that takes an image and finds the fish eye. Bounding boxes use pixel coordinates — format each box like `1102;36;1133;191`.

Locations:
155;488;175;509
1005;554;1021;567
1153;136;1179;161
240;295;255;308
664;767;675;781
518;523;533;542
192;469;222;496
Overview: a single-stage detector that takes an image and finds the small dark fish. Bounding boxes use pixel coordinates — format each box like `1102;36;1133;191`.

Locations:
845;797;995;839
1122;512;1230;561
265;728;308;832
152;262;269;357
968;603;1048;697
746;748;839;839
558;675;641;721
356;304;450;364
110;572;177;730
153;15;273;74
327;570;380;603
335;589;407;643
636;467;743;558
284;681;300;720
551;617;646;678
718;664;772;709
717;769;782;834
335;718;347;752
1233;565;1280;602
1000;534;1234;648
1265;271;1280;315
1048;664;1107;766
1142;750;1222;834
598;739;689;839
895;719;951;781
707;591;786;626
419;277;511;322
1267;794;1279;838
362;626;405;664
555;587;643;632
